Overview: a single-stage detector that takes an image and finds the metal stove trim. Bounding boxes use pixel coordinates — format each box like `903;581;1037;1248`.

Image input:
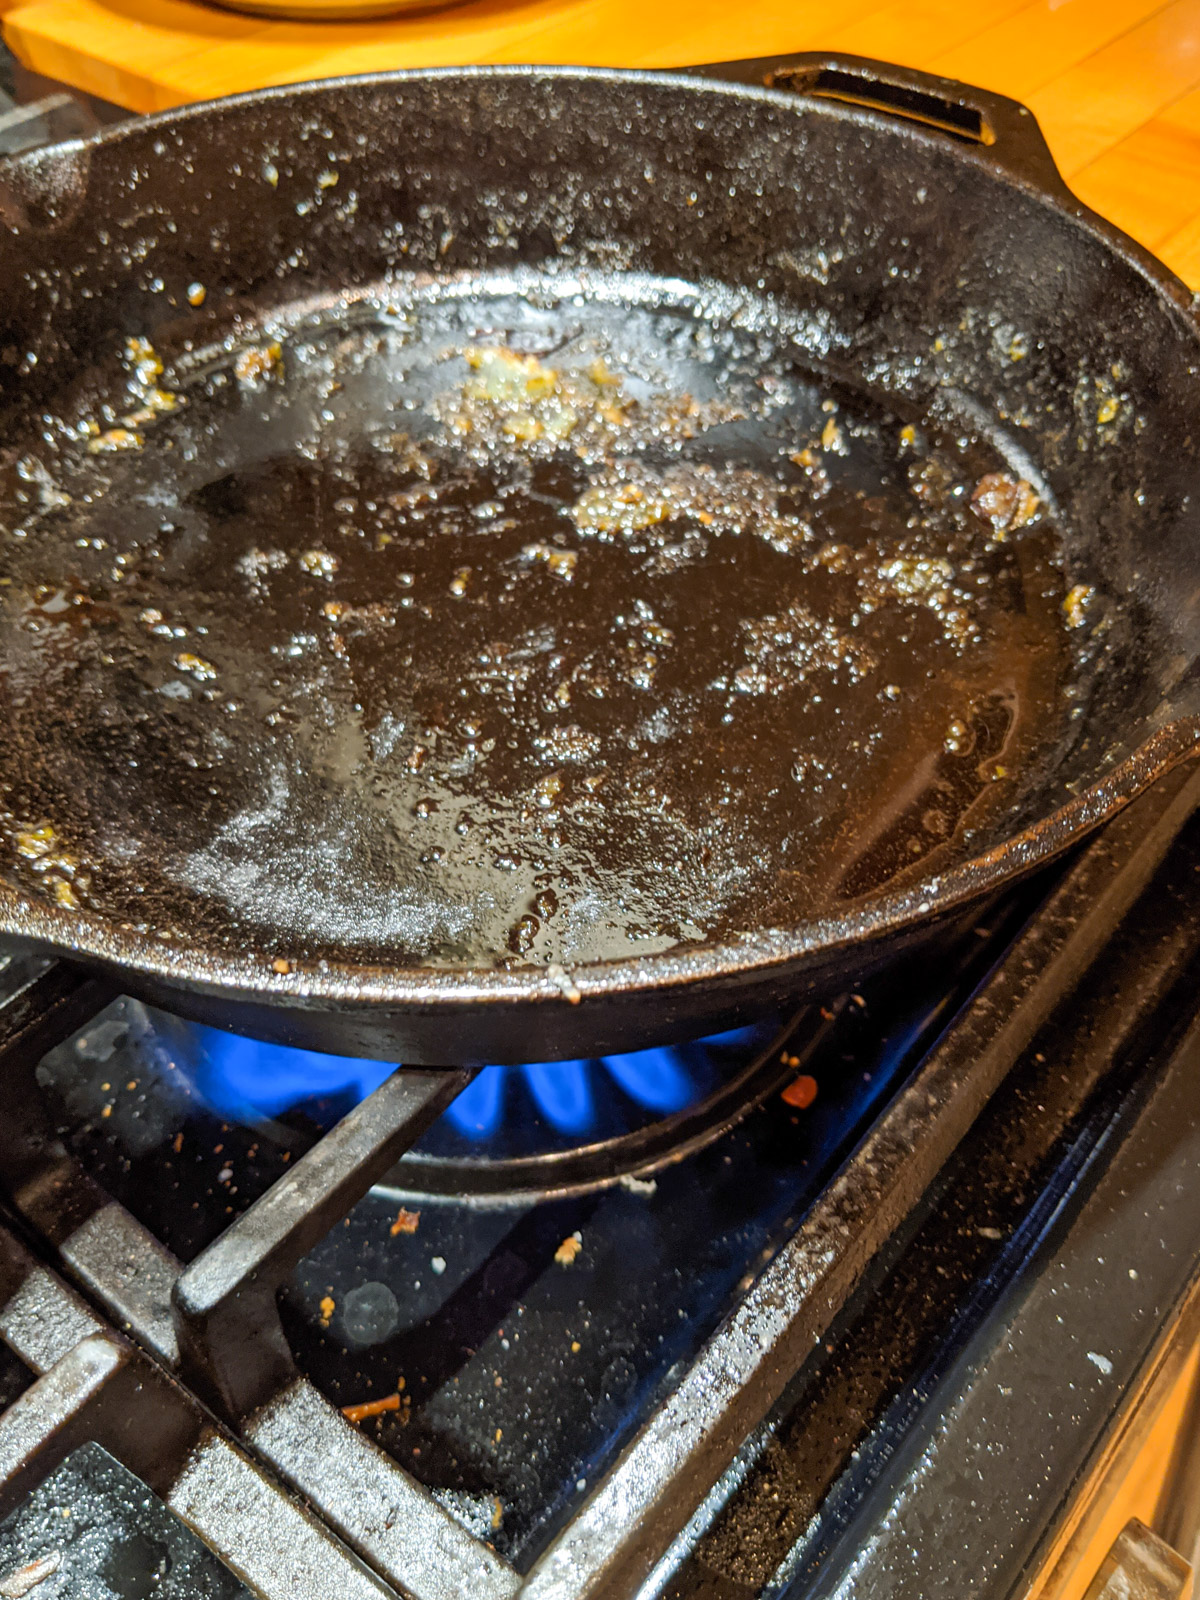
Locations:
787;1004;1200;1600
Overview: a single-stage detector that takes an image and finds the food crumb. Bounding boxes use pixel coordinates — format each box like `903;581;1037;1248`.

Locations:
342;1393;401;1424
0;1549;62;1597
782;1075;819;1109
570;1340;581;1353
555;1233;583;1266
491;1497;503;1529
318;1295;335;1325
172;1132;183;1153
186;282;206;307
390;1208;420;1236
272;957;291;974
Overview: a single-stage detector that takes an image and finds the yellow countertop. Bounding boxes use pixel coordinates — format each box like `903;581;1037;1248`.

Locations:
3;0;1200;286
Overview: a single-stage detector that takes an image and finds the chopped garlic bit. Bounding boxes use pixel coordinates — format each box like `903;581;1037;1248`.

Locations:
820;416;847;454
234;342;284;386
522;543;578;581
1063;583;1095;630
299;548;339;580
88;428;143;455
15;824;57;861
570;478;670;535
9;820;88;910
174;651;217;681
125;336;162;387
970;472;1039;535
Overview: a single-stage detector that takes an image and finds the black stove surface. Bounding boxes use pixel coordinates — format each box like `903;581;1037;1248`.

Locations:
0;1444;254;1600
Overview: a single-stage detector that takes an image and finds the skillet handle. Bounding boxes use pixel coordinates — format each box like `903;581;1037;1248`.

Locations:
689;51;1071;201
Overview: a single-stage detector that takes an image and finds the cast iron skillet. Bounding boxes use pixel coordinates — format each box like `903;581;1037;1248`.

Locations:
0;53;1197;1063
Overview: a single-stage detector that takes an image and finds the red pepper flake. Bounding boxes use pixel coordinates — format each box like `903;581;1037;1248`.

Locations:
390;1208;421;1237
782;1075;819;1110
172;1133;183;1154
342;1393;401;1424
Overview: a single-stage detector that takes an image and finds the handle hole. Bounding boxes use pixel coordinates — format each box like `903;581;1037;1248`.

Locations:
767;65;994;146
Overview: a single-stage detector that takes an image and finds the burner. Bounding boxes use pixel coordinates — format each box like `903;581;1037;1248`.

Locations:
155;1009;813;1200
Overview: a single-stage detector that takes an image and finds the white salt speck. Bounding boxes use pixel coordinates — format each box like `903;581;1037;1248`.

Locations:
431;1256;447;1276
1087;1351;1113;1376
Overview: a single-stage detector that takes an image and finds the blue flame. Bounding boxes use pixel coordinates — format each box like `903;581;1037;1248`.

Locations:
175;1020;765;1143
188;1029;395;1121
444;1067;505;1138
600;1047;693;1113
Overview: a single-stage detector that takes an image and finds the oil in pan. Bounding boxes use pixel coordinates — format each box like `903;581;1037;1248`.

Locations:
0;270;1087;969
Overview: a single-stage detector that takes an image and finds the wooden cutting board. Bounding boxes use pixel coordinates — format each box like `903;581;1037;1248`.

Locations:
2;0;1200;287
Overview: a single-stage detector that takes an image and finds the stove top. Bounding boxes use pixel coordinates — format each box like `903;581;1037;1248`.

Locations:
0;762;1197;1597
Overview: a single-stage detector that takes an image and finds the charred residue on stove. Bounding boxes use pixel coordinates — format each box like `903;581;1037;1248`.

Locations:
0;276;1082;968
663;805;1200;1599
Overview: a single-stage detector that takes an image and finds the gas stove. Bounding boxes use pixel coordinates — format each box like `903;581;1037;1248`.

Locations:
2;61;1200;1600
0;757;1196;1599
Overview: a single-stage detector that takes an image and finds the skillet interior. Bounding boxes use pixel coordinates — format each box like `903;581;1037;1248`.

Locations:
0;68;1196;1056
